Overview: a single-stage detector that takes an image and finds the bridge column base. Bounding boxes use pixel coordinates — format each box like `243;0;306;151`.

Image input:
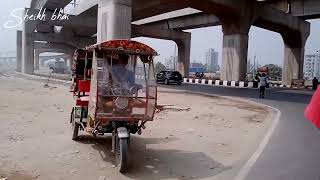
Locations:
34;51;40;70
16;31;22;72
221;34;249;81
175;35;191;77
22;34;34;75
281;29;310;85
64;58;68;73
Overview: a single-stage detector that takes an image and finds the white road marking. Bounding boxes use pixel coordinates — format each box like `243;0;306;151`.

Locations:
233;105;281;180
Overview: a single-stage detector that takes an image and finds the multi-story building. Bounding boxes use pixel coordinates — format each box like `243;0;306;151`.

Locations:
314;53;320;78
205;49;219;73
304;53;320;79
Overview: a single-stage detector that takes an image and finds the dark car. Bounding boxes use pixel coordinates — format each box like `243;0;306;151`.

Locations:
156;71;183;85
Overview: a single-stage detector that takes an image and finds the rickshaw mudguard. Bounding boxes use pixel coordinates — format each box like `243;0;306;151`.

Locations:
117;127;129;139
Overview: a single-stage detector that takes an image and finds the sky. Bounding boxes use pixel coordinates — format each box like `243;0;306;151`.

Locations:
0;0;319;66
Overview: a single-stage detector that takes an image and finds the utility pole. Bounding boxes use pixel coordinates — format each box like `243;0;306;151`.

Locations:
253;55;256;76
173;45;177;70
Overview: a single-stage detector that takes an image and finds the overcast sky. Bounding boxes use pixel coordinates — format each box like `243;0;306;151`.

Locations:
0;0;319;66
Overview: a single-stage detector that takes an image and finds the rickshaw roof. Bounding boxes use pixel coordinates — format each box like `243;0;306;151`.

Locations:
85;40;158;56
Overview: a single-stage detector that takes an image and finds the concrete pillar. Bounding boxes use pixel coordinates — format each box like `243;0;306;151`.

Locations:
219;2;253;81
34;51;40;70
175;36;191;77
16;31;22;72
97;0;132;42
22;18;34;74
64;58;68;73
221;34;249;81
281;31;309;85
40;59;45;67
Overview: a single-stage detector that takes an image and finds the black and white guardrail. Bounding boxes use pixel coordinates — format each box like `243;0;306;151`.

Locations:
15;72;290;89
183;78;288;88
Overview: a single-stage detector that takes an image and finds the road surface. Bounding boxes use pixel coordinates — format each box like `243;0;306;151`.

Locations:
161;83;319;180
0;68;274;180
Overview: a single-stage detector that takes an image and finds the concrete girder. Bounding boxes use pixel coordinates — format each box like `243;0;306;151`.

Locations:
31;32;96;48
34;47;74;70
30;0;72;10
71;0;191;22
140;1;308;35
132;0;192;21
290;0;320;19
132;25;190;42
36;51;72;66
34;42;76;52
264;0;320;19
69;0;99;16
132;25;191;77
140;13;220;31
36;48;74;55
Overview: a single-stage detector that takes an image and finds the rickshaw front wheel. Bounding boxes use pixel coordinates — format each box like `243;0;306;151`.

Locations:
72;120;79;140
116;138;128;173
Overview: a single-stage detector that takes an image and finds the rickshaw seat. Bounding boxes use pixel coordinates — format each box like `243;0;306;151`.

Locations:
76;98;89;106
78;80;91;92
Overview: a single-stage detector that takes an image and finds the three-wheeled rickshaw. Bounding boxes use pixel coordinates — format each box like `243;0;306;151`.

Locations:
70;40;158;172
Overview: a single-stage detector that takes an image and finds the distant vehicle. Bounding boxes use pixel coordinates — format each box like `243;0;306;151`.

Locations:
53;61;66;74
195;72;205;78
156;71;183;85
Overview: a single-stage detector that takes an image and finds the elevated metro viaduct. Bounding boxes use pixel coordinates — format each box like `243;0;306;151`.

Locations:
18;0;320;85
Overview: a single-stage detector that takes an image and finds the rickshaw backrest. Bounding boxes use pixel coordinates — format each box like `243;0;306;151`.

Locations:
78;80;91;92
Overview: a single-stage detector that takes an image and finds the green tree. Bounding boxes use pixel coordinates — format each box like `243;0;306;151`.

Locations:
155;62;166;73
262;64;282;79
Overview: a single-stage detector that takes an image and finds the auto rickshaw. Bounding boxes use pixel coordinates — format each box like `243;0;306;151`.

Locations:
70;40;158;172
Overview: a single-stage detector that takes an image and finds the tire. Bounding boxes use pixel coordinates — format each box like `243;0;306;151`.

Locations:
177;82;182;86
116;138;129;173
72;116;79;140
165;79;170;85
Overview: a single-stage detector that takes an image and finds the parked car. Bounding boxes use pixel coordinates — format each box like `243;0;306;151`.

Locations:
156;71;183;85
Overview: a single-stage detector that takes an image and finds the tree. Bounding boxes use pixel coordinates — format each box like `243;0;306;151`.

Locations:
155;62;166;73
262;64;282;79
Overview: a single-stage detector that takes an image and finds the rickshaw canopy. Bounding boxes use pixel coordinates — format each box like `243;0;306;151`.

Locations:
85;40;158;56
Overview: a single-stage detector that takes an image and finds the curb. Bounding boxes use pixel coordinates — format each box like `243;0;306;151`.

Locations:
183;78;288;89
15;72;72;84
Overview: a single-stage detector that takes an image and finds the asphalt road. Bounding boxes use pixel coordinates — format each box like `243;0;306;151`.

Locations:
160;83;320;180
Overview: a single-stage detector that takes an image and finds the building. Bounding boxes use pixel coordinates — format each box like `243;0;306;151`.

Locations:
304;55;316;79
165;56;177;70
190;62;205;73
205;49;219;73
315;53;320;78
304;53;320;79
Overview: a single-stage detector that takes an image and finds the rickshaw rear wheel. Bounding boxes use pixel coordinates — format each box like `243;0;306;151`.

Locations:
116;138;128;173
72;119;79;140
